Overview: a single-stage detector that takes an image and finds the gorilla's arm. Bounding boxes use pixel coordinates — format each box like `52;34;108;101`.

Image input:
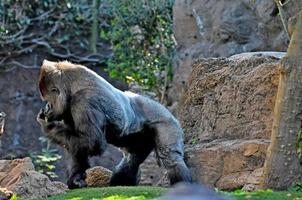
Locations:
70;90;108;154
67;90;108;188
37;108;73;147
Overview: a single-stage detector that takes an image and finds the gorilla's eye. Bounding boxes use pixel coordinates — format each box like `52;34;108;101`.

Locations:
51;87;60;94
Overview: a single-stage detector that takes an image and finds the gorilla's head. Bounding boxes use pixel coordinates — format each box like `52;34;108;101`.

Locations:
38;60;70;116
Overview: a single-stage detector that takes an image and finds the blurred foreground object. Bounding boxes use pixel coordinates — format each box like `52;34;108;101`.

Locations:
160;183;233;200
0;112;6;136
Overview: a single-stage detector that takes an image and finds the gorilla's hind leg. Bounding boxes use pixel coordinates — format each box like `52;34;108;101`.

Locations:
109;154;140;186
110;146;153;186
110;140;154;186
154;123;193;185
167;160;193;185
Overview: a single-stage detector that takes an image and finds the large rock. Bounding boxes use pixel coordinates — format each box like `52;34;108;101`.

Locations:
170;0;302;106
180;52;282;143
179;52;284;190
0;157;68;199
186;139;268;190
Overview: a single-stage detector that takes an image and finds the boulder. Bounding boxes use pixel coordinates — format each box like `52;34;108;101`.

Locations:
179;52;283;190
169;0;302;106
0;157;68;199
180;52;282;143
85;166;112;187
7;171;68;199
186;139;268;190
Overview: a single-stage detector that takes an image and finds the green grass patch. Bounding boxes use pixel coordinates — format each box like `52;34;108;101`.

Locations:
38;186;168;200
224;188;302;200
31;185;302;200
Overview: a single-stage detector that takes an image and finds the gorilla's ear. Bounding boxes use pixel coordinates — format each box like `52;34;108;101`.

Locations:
42;60;57;72
39;60;58;99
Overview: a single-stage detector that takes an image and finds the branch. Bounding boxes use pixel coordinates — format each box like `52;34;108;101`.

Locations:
274;0;290;40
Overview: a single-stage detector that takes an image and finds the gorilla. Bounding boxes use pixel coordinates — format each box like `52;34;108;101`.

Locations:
36;60;192;189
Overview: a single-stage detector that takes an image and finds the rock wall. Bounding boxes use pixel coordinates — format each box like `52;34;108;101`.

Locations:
180;52;284;190
170;0;302;106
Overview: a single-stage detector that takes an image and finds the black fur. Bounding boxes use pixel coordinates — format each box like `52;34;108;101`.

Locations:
37;60;193;188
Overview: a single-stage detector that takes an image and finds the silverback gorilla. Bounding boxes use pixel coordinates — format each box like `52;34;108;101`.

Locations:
36;60;192;189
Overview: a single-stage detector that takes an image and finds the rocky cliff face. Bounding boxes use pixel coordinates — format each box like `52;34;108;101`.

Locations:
170;0;302;106
180;52;283;190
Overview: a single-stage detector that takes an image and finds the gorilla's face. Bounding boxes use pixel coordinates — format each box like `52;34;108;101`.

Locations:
39;66;67;117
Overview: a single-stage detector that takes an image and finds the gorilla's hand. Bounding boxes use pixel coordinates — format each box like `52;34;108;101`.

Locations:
37;103;57;125
44;103;56;121
67;172;87;189
37;108;46;124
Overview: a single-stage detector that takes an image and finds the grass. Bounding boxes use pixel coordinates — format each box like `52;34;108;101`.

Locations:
31;185;302;200
224;189;302;200
37;186;168;200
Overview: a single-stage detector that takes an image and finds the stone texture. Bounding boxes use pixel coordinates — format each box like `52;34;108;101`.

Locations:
177;52;283;190
7;171;68;199
186;139;268;190
180;53;282;143
85;166;112;187
0;157;68;199
169;0;302;106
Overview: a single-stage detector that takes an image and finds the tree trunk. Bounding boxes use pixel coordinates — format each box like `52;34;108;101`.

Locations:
262;11;302;189
90;0;101;53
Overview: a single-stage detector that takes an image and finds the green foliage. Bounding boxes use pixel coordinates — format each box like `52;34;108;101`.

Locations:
1;0;175;97
0;0;104;66
9;194;18;200
296;129;302;156
31;137;61;179
0;0;92;47
102;0;175;99
189;136;198;145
